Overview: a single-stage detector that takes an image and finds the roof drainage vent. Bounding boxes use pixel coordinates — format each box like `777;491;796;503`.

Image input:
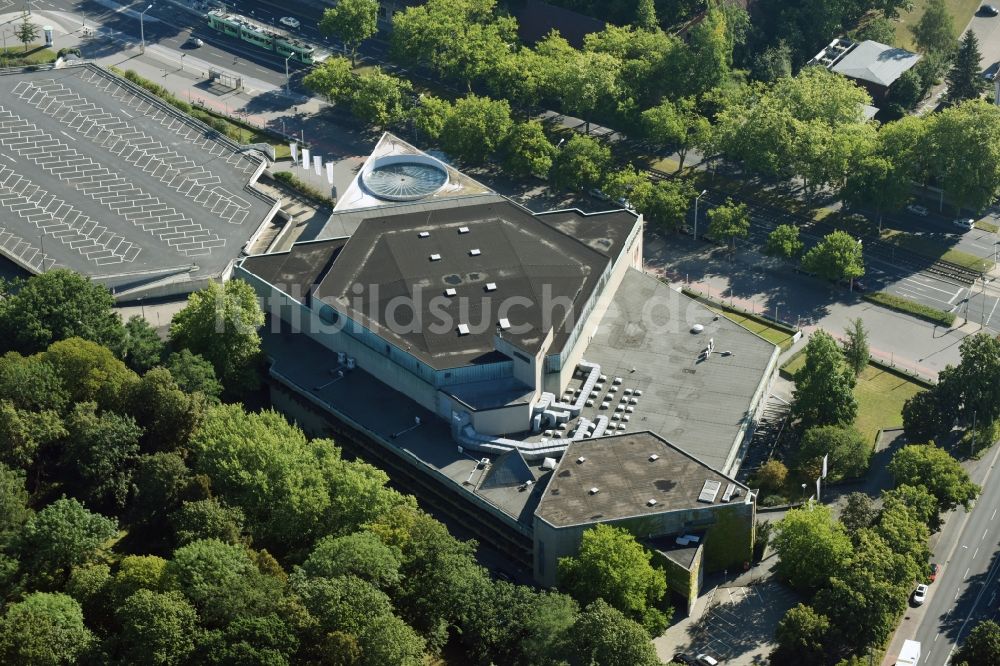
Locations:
576;456;586;464
589;487;600;495
649;454;659;462
418;231;430;238
691;323;705;333
430;253;441;261
485;282;497;292
457;324;470;336
647;498;658;507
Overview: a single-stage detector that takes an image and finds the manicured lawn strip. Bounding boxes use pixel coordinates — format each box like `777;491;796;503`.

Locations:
863;291;956;327
894;0;980;50
975;219;999;233
881;230;992;272
0;46;57;65
781;353;927;444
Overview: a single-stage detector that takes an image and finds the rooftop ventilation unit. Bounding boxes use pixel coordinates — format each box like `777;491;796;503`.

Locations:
698;479;722;504
485;283;497;291
649;454;659;462
445;288;457;297
457;324;470;336
346;357;356;369
418;231;430;238
721;483;737;503
541;457;558;470
576;456;586;464
589;487;600;495
458;226;470;234
470;248;481;256
430;253;441;261
498;317;511;330
647;498;658;507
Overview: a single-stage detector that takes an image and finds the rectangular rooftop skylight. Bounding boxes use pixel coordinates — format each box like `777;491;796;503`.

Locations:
418;231;430;238
445;288;457;297
469;249;481;256
457;324;470;336
458;226;470;234
485;282;497;291
498;318;510;330
698;479;722;504
430;253;441;261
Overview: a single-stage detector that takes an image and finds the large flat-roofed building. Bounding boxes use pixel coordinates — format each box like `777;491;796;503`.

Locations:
237;134;778;603
0;63;279;299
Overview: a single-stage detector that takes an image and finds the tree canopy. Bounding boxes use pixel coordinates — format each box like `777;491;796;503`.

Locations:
888;444;979;514
772;504;854;592
318;0;379;66
792;331;858;429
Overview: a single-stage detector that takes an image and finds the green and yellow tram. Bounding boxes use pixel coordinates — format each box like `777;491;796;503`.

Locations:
206;9;316;64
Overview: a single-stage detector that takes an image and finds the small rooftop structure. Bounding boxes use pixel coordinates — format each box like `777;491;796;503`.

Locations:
534;431;750;528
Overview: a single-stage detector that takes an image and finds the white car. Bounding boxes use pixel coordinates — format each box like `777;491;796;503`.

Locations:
696;655;719;666
279;16;300;28
913;583;928;605
953;218;975;231
906;204;929;217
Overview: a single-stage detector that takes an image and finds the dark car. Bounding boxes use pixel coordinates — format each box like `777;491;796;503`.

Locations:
981;4;999;16
184;36;204;48
672;654;696;665
929;562;939;583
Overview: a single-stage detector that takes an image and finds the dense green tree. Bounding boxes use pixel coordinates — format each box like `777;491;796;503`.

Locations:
565;599;662;666
551;50;621;134
171;498;246;547
954;620;1000;666
558;523;670;635
440;94;513;164
706;198;751;252
127;367;205;453
771;603;831;666
801;230;865;284
941;332;1000;427
582;23;686;108
685;7;731;96
887;68;926;113
636;178;694;232
122;315;164;374
391;0;517;90
210;612;299;665
841;154;912;224
924;101;1000;214
117;589;199;666
550;134;611;193
0;351;69;413
875;502;931;570
169;280;264;393
302;56;355;104
64;563;111;622
64;401;143;510
0;592;92;665
754;459;789;494
641;97;710;172
901;386;955;444
855;15;897;45
765;224;804;260
0;464;30;545
15;497;117;586
0;400;65;470
111;554;167;606
947;30;988;103
318;0;378;66
0;270;125;356
911;0;955;55
772;504;853;592
751;42;792;82
797;425;870;481
888;444;979;514
43;337;137;411
409;94;451;143
302;532;402;589
840;492;878;534
503;121;556;179
882;484;940;529
350;68;412;128
842;318;869;377
792;331;858;428
635;0;656;30
165;350;222;402
165;538;275;627
132;453;194;527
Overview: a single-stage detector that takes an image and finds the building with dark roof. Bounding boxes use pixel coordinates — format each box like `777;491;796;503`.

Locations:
237;134;777;600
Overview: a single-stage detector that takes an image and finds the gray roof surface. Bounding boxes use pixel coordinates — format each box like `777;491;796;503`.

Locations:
577;269;778;472
241;238;346;302
444;376;535;410
831;40;921;87
0;65;273;291
534;431;749;528
311;198;638;370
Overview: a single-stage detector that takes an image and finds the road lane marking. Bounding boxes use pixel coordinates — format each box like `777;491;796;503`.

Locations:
985;529;990;540
966;568;971;579
956;589;962;600
992;508;996;520
975;548;980;559
59;130;75;141
120;110;133;118
986;296;1000;327
934;633;940;642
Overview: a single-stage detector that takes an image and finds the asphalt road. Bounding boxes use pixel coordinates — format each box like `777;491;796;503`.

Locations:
887;441;1000;666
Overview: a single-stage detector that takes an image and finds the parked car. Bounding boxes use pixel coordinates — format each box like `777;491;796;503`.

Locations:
906;203;929;217
980;4;999;16
588;187;611;202
672;654;696;665
982;62;1000;81
279;16;300;28
184;36;204;48
696;655;719;666
913;583;928;605
929;562;939;583
953;218;975;231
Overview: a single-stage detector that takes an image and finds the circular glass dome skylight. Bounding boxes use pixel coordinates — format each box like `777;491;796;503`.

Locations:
361;155;449;201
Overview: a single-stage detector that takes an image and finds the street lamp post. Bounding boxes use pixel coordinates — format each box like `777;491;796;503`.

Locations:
284;55;291;93
800;483;807;503
693;189;708;241
139;4;153;55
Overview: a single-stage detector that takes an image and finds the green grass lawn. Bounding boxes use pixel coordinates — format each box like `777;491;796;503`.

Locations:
895;0;981;50
782;356;926;444
0;45;57;65
975;219;999;233
711;308;796;350
881;229;993;272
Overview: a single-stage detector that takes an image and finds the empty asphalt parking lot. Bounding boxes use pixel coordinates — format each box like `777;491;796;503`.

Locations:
0;63;276;296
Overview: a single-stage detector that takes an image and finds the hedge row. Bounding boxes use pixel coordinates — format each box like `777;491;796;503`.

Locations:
862;291;956;327
272;171;335;206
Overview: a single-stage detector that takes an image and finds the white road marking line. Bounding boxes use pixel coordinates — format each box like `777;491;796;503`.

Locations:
934;633;940;642
975;547;980;559
956;589;962;600
966;568;971;579
59;130;75;141
120;110;133;118
986;296;1000;327
1;154;14;162
985;529;990;540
